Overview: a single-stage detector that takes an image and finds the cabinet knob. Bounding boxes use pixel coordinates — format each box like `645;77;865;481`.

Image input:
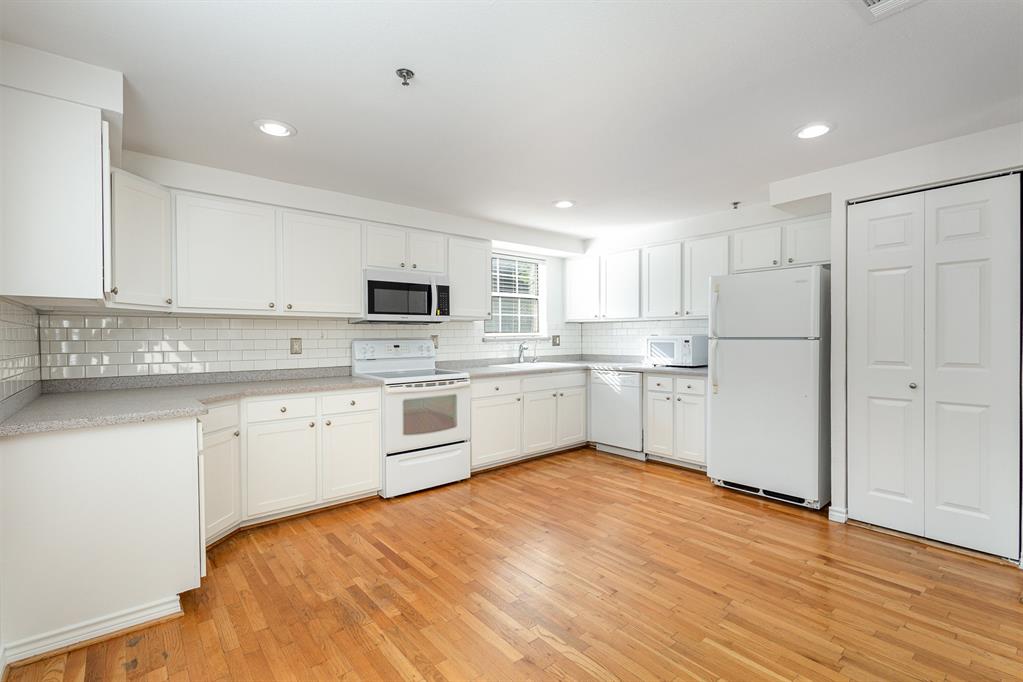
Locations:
495;386;500;391
233;430;240;437
787;257;794;263
110;286;119;295
665;396;671;401
674;311;679;315
559;392;564;397
165;298;173;305
401;262;406;268
685;310;690;315
350;400;356;406
593;315;598;318
909;382;918;389
309;421;315;427
552;393;557;397
269;302;275;309
686;384;692;389
516;397;521;402
412;263;417;269
280;406;287;413
325;420;332;426
286;303;293;310
772;259;778;265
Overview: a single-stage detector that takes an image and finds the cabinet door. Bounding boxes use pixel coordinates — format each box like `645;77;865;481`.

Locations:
555;387;587;447
642;243;682;318
176;194;277;311
683;235;728;318
645;392;674;457
246;418;318;517
321;411;381;501
364;224;408;269
110;171;173;307
280;211;362;315
448;237;491;319
1;87;104;299
601;249;641;319
522;391;557;454
675;394;706;464
408;230;446;273
565;257;600;321
471;395;522;467
731;225;782;272
783;217;830;265
202;428;241;540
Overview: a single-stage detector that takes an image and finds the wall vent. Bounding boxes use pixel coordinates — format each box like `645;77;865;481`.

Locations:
853;0;926;22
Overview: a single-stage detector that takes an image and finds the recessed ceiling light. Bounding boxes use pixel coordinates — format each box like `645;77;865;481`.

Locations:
553;200;575;209
795;123;831;140
254;119;297;137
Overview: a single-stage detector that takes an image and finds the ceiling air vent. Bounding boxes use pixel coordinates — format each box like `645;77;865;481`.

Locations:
852;0;926;22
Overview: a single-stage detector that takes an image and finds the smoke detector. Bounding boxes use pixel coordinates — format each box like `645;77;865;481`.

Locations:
852;0;927;22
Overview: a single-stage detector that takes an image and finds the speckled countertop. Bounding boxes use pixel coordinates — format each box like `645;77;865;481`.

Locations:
462;361;708;379
0;376;382;437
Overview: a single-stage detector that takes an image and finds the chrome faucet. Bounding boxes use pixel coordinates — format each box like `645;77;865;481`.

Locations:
518;341;529;363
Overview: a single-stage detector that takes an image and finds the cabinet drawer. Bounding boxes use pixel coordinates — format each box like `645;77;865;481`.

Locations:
471;378;522;398
521;372;587;393
246;396;316;422
200;402;239;433
321;390;380;414
676;378;706;395
646;375;674;393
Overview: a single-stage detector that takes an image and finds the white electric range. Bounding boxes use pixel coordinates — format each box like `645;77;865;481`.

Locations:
352;339;471;497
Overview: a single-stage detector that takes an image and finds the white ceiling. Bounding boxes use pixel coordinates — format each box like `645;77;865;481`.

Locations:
2;1;1021;238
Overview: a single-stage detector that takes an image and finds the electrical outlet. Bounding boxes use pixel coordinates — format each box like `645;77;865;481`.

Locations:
551;335;561;347
290;337;303;354
430;334;439;349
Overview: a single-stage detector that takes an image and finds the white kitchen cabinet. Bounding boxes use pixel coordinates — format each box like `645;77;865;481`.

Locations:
321;410;381;501
565;256;601;321
1;86;105;299
448;236;492;319
522;390;558;454
783;217;830;265
601;249;641;319
246;417;318;517
675;394;706;465
683;235;728;317
470;394;523;467
280;211;362;315
731;225;782;272
110;170;173;308
555;387;587;447
642;243;682;318
202;427;241;541
644;391;674;457
176;194;278;311
365;224;446;273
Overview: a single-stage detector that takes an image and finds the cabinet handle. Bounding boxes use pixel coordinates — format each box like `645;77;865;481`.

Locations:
325;420;332;426
233;430;240;437
110;286;119;295
280;406;287;413
787;257;794;263
350;400;356;406
286;303;293;310
309;421;315;427
165;298;173;305
269;302;275;309
772;259;778;265
593;315;598;318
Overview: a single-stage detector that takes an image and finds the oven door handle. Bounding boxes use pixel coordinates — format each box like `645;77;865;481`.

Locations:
384;382;470;394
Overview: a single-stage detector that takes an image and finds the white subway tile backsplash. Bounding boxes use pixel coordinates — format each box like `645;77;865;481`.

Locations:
579;319;709;357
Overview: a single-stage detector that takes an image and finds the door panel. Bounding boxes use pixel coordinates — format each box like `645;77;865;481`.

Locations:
281;211;362;314
565;257;600;321
471;395;522;467
923;176;1019;558
322;411;381;501
783;217;830;265
601;249;640;319
556;387;587;447
202;429;241;540
448;237;491;319
365;224;407;270
110;171;172;307
644;392;674;457
246;418;318;517
683;235;728;318
408;231;446;273
642;243;682;318
675;394;706;464
731;225;781;271
522;391;557;454
847;193;926;536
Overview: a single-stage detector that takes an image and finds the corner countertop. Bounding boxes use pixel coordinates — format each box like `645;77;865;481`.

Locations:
0;376;382;438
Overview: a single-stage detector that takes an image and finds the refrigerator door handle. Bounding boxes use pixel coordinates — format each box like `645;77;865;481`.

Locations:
709;338;719;394
710;283;720;338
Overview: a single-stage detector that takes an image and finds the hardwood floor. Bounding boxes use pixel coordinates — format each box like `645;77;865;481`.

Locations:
9;448;1023;681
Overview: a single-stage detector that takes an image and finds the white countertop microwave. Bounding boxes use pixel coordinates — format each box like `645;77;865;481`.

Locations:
645;335;708;367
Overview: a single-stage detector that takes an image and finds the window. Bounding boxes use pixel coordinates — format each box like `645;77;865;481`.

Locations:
485;255;544;335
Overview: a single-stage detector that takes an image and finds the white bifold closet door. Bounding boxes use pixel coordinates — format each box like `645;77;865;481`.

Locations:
848;174;1020;558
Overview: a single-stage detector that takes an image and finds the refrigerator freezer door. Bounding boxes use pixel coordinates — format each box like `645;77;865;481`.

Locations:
708;339;823;502
710;266;821;339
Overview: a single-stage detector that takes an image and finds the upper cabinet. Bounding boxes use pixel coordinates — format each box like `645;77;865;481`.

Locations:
683;235;728;318
175;194;278;312
731;225;782;272
280;211;362;315
783;217;830;265
447;237;491;319
365;224;446;273
642;243;682;319
0;86;106;300
109;170;173;308
601;249;641;319
565;257;601;321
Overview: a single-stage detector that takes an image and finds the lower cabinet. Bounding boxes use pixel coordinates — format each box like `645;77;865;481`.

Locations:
246;417;319;516
321;410;381;501
555;387;587;447
644;391;674;457
675;394;706;465
523;391;558;454
644;375;707;467
470;394;523;468
202;427;242;540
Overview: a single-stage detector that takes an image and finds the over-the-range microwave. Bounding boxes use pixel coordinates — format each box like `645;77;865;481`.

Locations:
356;269;450;324
645;334;708;367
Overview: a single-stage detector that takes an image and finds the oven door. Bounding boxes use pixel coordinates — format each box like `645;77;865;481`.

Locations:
367;278;435;320
383;383;470;455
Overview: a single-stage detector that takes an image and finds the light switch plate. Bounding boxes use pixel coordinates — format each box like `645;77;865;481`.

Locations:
290;338;303;354
551;335;561;347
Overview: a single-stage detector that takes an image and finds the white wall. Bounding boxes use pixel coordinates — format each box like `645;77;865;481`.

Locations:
769;121;1023;525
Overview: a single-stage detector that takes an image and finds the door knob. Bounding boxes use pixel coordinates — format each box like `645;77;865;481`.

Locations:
909;382;918;389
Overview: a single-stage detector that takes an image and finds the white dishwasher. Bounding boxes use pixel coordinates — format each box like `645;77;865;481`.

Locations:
588;370;644;459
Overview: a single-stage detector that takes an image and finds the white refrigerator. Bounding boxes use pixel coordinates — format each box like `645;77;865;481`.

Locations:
707;265;830;508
